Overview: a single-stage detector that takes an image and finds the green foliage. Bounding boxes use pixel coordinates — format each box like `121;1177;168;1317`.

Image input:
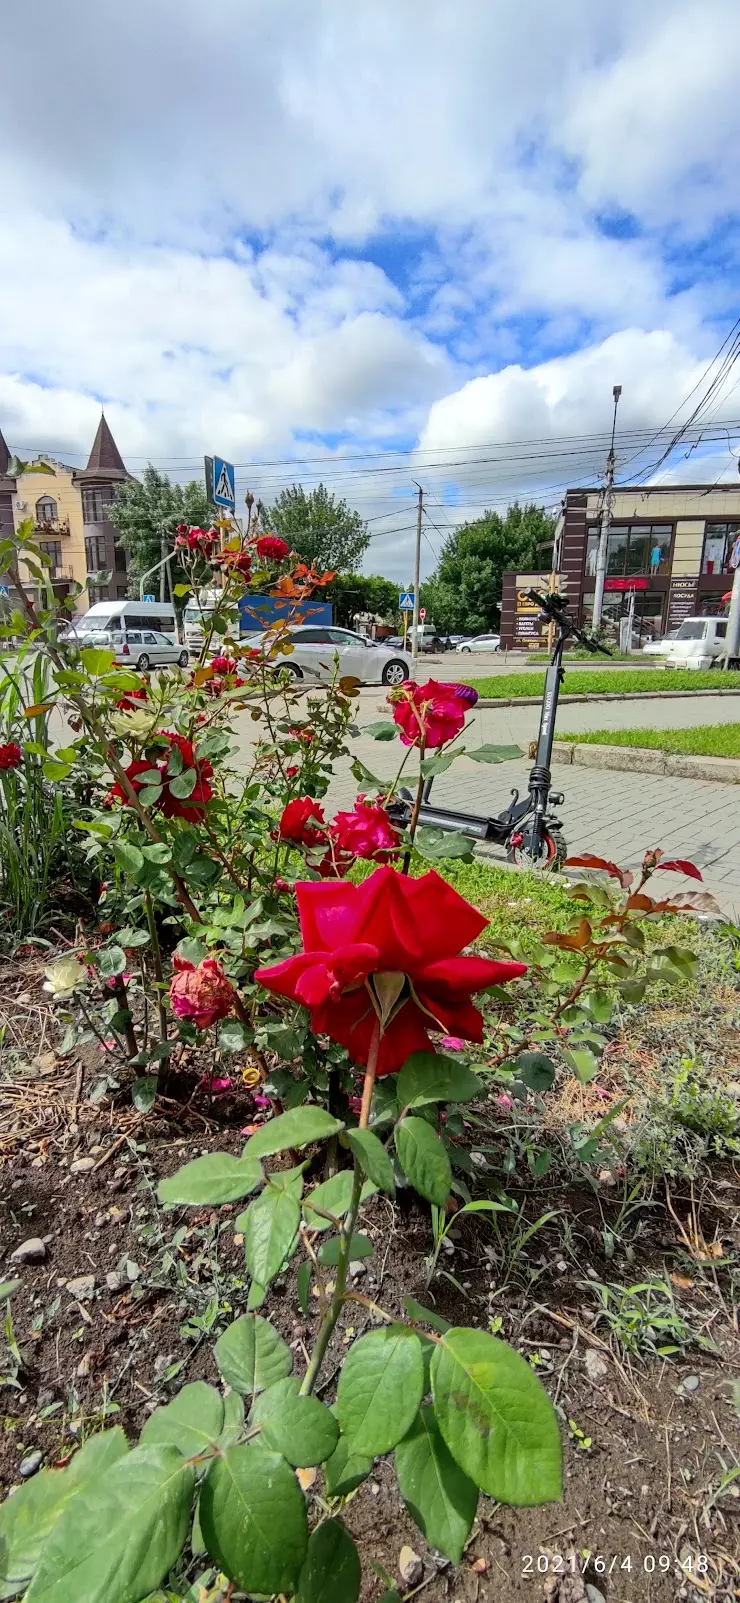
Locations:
326;573;400;628
199;1443;307;1595
243;1106;345;1159
561;721;740;758
431;1329;562;1504
395;1403;478;1563
266;484;370;574
214;1313;292;1396
140;1383;225;1457
420;502;554;633
346;1128;395;1194
397;1051;483;1108
395;1116;452;1205
250;1378;339;1466
111;465;216;598
158;1154;263;1207
296;1519;361;1603
336;1327;425;1456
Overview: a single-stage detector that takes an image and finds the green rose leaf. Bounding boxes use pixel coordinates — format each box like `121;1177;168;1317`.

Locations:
323;1434;373;1498
395;1117;452;1207
346;1128;395;1196
251;1377;339;1467
158;1154;263;1207
140;1382;225;1459
513;1051;556;1093
24;1445;194;1603
168;768;197;800
111;841;144;878
243;1106;344;1160
420;751;457;778
243;1183;300;1287
317;1233;373;1267
199;1443;307;1597
220;1390;245;1448
337;1325;425;1457
218;1019;251;1052
303;1171;376;1231
296;1518;361;1603
363;720;398;740
430;1328;562;1504
395;1403;478;1564
468;743;523;763
214;1313;292;1397
403;1296;451;1335
175;936;207;964
561;1046;599;1083
415;827;475;862
132;1076;157;1114
96;944;127;979
397;1052;483;1107
0;1429;128;1598
80;646;116;677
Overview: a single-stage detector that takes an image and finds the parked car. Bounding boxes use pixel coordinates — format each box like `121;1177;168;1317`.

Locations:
74;629;189;671
455;633;500;653
63;600;178;641
255;624;411;686
642;629;678;657
445;634;470;648
662;616;734;671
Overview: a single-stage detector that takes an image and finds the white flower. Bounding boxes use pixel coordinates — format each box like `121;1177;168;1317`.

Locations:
43;957;87;997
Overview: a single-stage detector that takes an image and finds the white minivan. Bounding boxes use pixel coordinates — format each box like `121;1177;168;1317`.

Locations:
663;615;734;670
65;600;178;643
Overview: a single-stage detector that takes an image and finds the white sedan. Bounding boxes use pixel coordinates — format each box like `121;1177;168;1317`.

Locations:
455;632;500;653
252;624;412;686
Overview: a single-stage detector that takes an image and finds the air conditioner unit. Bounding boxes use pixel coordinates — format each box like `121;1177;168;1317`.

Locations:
15;500;28;511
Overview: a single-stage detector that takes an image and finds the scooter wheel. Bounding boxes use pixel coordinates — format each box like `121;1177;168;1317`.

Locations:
506;826;567;871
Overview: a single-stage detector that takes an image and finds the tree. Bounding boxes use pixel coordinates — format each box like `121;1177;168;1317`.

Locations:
266;484;370;574
111;466;217;601
326;573;399;629
421;502;555;635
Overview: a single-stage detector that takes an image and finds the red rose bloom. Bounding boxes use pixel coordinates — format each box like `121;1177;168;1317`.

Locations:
115;687;148;712
329;796;400;861
210;656;238;675
255;865;526;1076
0;742;23;771
389;679;466;749
255;535;289;561
285;765;300;779
170;954;236;1031
106;759;154;807
279;797;327;847
158;732;214;820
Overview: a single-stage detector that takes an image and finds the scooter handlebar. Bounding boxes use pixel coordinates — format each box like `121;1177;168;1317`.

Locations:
524;589;611;655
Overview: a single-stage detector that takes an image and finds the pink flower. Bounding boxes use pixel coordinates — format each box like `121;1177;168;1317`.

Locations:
252;1094;271;1110
329;796;400;861
496;1093;513;1110
169;955;237;1031
388;680;466;749
198;1074;233;1096
440;1035;466;1052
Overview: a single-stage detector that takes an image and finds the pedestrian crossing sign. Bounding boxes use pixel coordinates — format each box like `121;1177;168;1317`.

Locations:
399;591;414;611
212;456;236;510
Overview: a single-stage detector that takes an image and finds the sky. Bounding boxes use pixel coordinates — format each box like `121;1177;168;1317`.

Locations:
2;0;740;579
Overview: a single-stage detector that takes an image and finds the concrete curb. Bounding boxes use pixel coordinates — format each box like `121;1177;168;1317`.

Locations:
475;688;740;708
552;741;740;784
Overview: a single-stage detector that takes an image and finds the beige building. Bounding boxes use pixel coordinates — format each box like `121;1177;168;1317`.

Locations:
12;457;87;607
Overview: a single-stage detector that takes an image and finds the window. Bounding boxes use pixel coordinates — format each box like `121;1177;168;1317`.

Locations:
676;621;706;640
85;535;108;571
586;523;672;577
715;620;728;639
82;486;112;524
116;585;128;599
38;540;62;569
701;522;740;575
143;633;158;644
36;496;57;524
606;530;628;575
114;543;127;572
294;628;332;643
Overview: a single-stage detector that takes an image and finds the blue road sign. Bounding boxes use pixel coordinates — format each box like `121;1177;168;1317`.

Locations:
143;593;155;602
399;591;414;611
0;587;9;597
213;456;236;510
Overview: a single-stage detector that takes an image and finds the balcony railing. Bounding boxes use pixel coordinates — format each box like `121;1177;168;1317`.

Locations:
34;516;71;535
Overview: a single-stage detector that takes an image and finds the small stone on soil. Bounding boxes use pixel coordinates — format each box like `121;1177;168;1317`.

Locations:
70;1157;96;1174
10;1238;47;1264
19;1451;43;1478
584;1349;608;1382
682;1374;700;1392
399;1546;423;1586
66;1274;95;1300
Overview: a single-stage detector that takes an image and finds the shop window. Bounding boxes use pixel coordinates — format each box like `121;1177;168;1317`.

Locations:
701;522;740;575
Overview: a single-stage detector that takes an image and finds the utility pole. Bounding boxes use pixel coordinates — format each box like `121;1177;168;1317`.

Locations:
411;483;423;671
592;384;622;630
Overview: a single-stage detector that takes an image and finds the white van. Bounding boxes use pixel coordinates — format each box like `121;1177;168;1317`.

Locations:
66;600;178;643
663;615;735;670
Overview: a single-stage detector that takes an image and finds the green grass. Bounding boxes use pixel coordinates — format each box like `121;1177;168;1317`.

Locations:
560;723;740;759
464;669;740;699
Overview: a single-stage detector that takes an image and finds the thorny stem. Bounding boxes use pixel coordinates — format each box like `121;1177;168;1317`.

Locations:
110;975;139;1059
144;889;169;1053
300;1021;381;1397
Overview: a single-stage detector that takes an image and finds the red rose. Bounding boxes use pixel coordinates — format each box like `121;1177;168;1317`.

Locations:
329;796;400;861
115;687;148;712
389;679;466;749
255;535;289;561
255;865;526;1076
157;732;214;820
285;765;300;779
170;954;236;1031
0;742;23;771
210;656;238;675
279;797;327;847
106;759;154;807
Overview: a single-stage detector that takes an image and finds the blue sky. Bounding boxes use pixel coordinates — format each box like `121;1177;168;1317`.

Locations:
1;0;739;578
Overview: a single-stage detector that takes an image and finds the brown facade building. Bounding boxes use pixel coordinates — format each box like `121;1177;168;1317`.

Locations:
73;414;131;605
501;482;740;649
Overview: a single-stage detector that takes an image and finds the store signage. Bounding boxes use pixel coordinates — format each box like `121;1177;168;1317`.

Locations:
604;577;648;591
667;575;699;631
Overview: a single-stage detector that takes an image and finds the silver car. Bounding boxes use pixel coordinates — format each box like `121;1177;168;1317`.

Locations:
455;632;500;653
256;624;411;686
78;630;189;671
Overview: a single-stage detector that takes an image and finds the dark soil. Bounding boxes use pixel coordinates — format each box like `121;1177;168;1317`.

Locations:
3;1128;739;1603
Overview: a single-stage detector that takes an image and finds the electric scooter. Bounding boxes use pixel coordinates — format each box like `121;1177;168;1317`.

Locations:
388;589;610;869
